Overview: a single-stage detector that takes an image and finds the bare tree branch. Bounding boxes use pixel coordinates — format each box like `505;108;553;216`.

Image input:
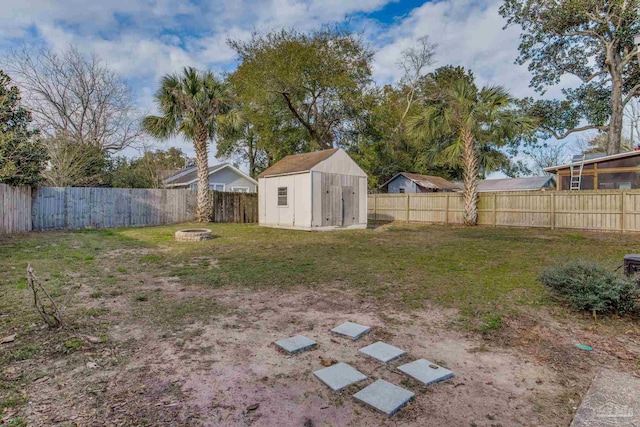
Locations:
3;45;142;152
541;124;609;140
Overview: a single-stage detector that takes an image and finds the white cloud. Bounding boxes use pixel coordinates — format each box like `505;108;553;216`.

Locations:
372;0;532;95
1;0;586;170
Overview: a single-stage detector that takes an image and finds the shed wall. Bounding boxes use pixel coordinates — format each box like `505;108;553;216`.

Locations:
259;173;311;227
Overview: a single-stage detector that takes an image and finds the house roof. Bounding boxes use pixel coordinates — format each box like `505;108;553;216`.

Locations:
544;150;640;172
258;148;340;178
477;176;554;192
163;163;257;187
381;172;461;190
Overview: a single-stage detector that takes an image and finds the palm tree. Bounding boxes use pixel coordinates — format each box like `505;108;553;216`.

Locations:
408;78;536;226
143;67;229;222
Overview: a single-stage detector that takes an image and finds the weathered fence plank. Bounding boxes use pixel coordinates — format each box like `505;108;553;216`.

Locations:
210;191;258;223
31;187;197;230
0;184;32;234
368;190;640;233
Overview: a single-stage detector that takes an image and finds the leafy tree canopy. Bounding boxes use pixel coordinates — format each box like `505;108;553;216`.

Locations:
228;26;374;151
0;70;47;186
501;0;640;154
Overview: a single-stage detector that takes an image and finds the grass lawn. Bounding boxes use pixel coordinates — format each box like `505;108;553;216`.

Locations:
1;223;638;426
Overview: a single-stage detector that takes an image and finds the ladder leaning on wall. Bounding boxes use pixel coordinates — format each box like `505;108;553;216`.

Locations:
569;154;586;190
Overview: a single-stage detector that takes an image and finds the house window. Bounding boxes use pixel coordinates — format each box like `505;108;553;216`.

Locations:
210;183;225;191
230;186;249;193
277;187;288;206
399;188;406;194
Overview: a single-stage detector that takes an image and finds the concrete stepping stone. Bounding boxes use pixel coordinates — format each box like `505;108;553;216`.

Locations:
359;341;406;363
353;379;415;416
275;335;317;354
398;359;454;386
314;362;367;391
571;368;640;427
331;322;371;340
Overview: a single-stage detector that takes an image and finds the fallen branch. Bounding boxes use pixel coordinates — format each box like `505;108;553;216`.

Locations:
26;264;63;328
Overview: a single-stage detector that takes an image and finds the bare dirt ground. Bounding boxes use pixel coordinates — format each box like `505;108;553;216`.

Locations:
3;225;640;427
13;278;636;427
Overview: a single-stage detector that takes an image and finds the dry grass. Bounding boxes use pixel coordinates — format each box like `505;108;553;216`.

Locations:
0;223;638;425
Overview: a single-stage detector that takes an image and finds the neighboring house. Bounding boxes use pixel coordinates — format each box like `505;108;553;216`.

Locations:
258;148;368;230
162;163;257;192
477;176;556;192
381;172;460;193
544;150;640;190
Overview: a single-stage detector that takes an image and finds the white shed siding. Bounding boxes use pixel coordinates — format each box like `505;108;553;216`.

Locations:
258;178;266;224
260;173;311;227
311;149;367;177
311;171;323;227
294;173;312;227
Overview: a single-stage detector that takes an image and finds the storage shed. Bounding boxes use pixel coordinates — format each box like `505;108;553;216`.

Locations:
258;148;368;230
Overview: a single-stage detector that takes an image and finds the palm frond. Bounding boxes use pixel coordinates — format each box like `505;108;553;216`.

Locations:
141;115;176;140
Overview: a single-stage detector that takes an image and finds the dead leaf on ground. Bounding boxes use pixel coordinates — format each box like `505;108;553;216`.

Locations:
1;334;16;344
320;356;337;367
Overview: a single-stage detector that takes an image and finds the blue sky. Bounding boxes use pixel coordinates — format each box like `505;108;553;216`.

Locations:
1;0;580;170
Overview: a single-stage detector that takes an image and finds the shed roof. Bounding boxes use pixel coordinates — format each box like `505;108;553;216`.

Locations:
381;172;460;190
258;148;340;178
544;150;640;172
477;176;554;192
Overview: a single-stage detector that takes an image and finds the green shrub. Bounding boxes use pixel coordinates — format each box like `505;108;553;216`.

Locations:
539;260;638;315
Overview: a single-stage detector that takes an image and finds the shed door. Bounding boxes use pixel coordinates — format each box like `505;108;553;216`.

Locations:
325;185;342;226
342;186;356;226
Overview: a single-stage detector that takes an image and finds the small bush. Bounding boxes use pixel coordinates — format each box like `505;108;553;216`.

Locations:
539;260;638;315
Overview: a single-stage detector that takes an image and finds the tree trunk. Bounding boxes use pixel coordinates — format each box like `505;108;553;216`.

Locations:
606;46;624;155
461;129;479;226
194;134;211;222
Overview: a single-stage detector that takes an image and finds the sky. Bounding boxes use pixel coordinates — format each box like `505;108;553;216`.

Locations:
0;0;582;173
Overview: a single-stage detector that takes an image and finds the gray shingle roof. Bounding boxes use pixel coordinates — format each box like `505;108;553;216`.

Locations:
477;176;554;192
381;172;461;190
163;163;228;186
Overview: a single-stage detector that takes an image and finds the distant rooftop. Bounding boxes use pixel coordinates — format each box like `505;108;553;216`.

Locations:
163;164;228;186
381;172;460;191
477;176;555;192
545;150;640;172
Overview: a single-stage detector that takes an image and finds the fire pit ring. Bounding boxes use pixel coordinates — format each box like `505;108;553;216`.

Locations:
174;229;213;242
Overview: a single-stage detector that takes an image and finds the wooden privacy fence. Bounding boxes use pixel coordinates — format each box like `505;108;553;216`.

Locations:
32;187;197;231
210;191;258;223
368;190;640;233
0;184;32;234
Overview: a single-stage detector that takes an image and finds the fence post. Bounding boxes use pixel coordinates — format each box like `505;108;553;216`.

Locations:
406;193;410;223
493;193;497;227
445;193;449;225
550;192;555;230
373;194;377;221
621;191;626;233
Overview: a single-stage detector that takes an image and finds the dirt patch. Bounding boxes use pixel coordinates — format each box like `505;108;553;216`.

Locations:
14;286;576;427
165;289;567;426
7;266;638;426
